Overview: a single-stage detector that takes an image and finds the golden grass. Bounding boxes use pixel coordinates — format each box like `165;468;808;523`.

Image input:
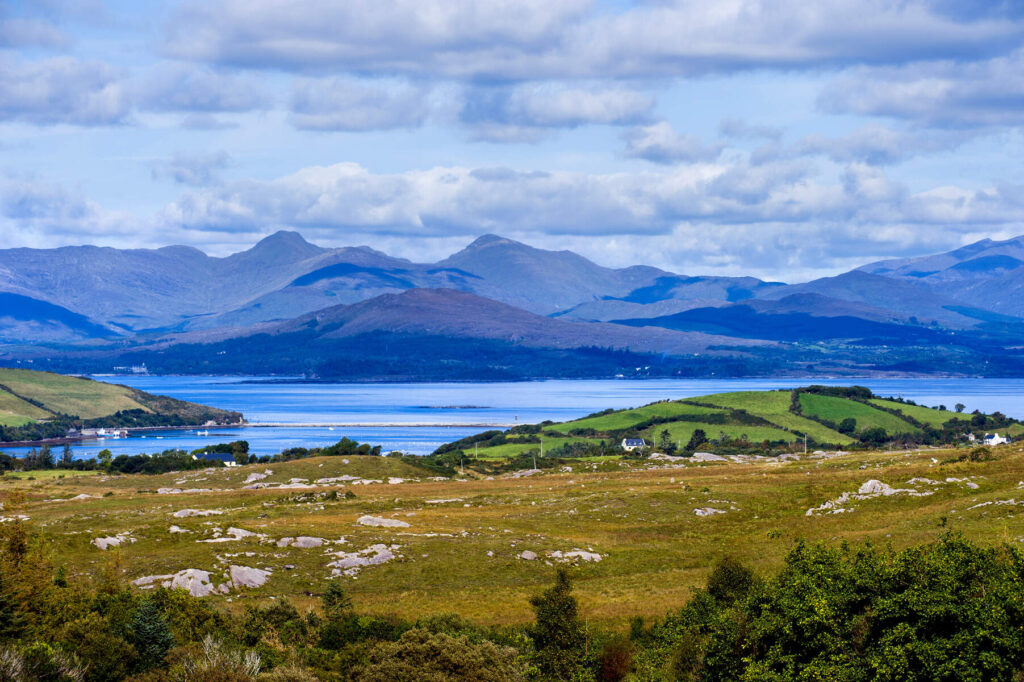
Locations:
0;368;148;419
3;445;1023;627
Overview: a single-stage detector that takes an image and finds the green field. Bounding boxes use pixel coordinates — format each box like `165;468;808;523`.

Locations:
699;390;855;444
472;437;598;459
643;421;793;446
558;401;726;432
439;387;1017;461
869;398;961;426
799;393;921;435
0;368;151;420
0;413;35;427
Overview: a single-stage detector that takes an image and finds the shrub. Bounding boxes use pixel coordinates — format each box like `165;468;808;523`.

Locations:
528;569;593;681
174;636;260;682
350;628;524;682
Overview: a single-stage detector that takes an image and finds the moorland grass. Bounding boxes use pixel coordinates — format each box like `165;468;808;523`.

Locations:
3;443;1023;627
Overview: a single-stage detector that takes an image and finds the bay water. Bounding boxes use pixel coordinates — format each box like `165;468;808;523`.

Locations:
4;376;1024;459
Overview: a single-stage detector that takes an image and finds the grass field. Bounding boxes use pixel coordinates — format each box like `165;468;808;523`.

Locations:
0;368;150;420
697;390;856;444
471;437;598;459
642;421;794;447
0;413;35;427
0;388;50;422
799;393;921;435
558;402;727;432
869;398;961;426
5;442;1021;627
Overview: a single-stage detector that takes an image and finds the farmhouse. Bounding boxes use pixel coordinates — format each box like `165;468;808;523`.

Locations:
192;452;239;467
984;433;1010;446
621;438;646;451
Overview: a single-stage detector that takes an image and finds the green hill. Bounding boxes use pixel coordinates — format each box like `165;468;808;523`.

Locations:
437;386;1019;460
0;368;243;442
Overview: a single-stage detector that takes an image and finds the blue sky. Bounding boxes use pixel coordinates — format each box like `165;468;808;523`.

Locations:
3;0;1024;282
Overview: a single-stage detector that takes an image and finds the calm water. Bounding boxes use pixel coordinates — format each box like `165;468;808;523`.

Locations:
5;376;1024;459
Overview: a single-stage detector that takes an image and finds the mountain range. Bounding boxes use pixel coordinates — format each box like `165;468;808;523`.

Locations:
3;231;1024;378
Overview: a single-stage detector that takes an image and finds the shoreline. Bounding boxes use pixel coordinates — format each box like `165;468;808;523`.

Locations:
0;421;515;449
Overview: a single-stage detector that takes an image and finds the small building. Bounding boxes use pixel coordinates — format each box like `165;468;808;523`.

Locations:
984;433;1010;446
621;438;646;452
192;452;238;467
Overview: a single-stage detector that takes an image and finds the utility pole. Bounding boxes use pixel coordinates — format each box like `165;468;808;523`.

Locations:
804;435;807;455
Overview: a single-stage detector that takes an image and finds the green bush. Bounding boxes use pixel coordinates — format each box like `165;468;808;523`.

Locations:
349;628;524;682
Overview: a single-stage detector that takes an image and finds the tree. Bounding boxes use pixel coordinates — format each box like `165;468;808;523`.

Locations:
129;597;175;672
528;569;593;680
98;449;112;470
838;417;857;435
38;445;54;469
955;403;966;413
686;429;707;451
60;444;73;468
658;429;675;454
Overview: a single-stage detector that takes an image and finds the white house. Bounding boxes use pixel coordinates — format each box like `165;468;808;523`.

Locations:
621;438;646;451
984;433;1010;446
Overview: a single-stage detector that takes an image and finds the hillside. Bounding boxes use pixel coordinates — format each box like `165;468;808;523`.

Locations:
433;386;1017;460
0;368;243;441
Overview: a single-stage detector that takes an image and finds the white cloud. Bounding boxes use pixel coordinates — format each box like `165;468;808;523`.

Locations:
624;122;724;164
794;125;971;165
151;151;231;187
165;0;1024;80
139;62;272;113
819;49;1024;127
0;55;130;125
462;83;654;140
290;78;432;131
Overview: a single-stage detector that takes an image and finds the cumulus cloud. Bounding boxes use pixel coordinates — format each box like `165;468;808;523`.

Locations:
164;0;1024;80
0;174;138;246
290;78;432;131
0;55;130;125
794;125;971;165
155;159;1024;250
462;83;654;141
139;62;272;113
624;122;724;164
0;17;68;49
719;118;782;141
151;151;231;187
820;49;1024;127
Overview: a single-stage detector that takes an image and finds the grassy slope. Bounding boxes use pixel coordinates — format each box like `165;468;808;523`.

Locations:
0;387;53;422
0;368;149;419
6;446;1024;627
473;437;596;459
644;421;793;446
558;402;726;432
699;391;855;444
868;399;961;426
799;393;921;435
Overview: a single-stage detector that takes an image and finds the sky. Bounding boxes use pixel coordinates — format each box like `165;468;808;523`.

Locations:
3;0;1024;282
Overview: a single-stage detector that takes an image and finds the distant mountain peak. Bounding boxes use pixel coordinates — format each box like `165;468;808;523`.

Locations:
465;234;518;249
236;230;326;263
